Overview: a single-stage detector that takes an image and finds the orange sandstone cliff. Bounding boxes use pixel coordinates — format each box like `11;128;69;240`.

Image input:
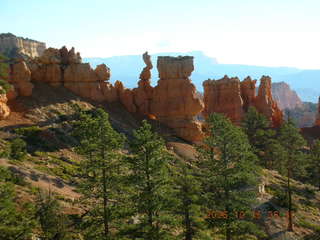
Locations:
4;46;284;141
203;75;283;127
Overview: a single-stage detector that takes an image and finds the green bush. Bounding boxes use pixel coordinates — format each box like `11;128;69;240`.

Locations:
0;166;27;186
14;126;42;141
0;79;12;94
10;138;27;160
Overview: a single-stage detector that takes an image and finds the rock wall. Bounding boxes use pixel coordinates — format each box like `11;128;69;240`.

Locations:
0;87;10;120
271;82;303;110
29;46;121;103
203;76;244;124
9;60;34;97
0;33;46;58
203;75;283;127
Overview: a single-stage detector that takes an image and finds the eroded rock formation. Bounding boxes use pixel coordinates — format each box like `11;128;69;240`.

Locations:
203;76;244;124
0;87;10;119
29;46;120;103
10;60;34;96
203;75;283;127
0;33;46;59
255;76;283;127
150;56;204;142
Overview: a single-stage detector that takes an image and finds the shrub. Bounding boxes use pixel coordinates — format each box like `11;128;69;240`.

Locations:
10;138;27;160
0;79;12;94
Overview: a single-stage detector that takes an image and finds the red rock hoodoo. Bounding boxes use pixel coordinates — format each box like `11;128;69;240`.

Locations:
203;75;283;127
150;56;204;142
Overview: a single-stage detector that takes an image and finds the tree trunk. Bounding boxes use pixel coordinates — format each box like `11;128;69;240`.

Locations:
102;168;109;239
287;167;294;232
226;227;231;240
184;205;192;240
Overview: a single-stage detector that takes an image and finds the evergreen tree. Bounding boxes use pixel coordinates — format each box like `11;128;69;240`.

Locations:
242;106;277;168
263;140;288;174
73;108;125;240
172;158;208;240
0;54;12;94
126;120;174;240
10;138;27;160
309;140;320;190
278;120;306;231
0;169;35;240
197;113;263;240
35;190;71;240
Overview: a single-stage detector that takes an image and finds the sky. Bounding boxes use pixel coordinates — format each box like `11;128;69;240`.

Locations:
1;0;320;69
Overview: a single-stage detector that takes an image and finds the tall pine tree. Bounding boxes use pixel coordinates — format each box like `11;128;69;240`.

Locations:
197;113;263;240
309;140;320;190
73;108;125;240
172;158;209;240
126;120;174;240
278;120;306;231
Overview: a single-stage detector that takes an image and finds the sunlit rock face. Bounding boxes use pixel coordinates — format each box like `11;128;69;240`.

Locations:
150;56;204;142
0;33;46;59
203;76;244;124
29;46;120;103
0;87;10;120
203;75;283;127
271;82;303;110
10;60;34;97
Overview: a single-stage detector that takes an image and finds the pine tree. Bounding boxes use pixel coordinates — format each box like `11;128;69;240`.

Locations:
172;158;208;240
126;120;174;240
35;190;71;240
73;108;125;240
278;120;306;231
0;54;12;94
197;113;263;240
309;140;320;190
242;106;277;168
0;169;35;240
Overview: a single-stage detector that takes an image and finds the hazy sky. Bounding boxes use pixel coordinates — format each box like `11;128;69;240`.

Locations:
1;0;320;69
